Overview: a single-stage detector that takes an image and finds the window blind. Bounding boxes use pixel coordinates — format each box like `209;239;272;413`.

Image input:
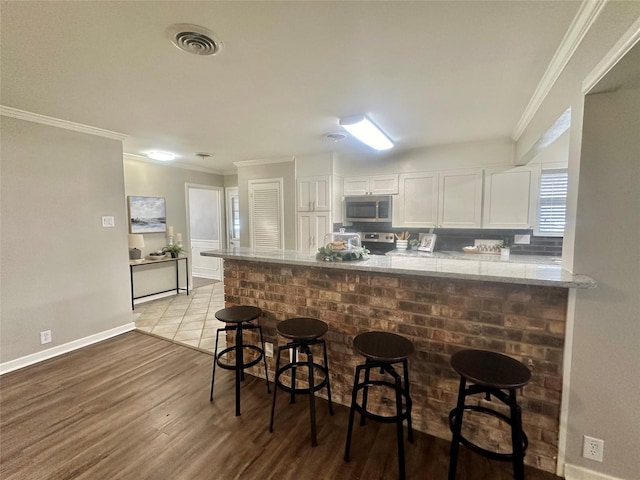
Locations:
537;169;568;236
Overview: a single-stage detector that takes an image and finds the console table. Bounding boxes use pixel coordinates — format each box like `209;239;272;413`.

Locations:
129;256;189;310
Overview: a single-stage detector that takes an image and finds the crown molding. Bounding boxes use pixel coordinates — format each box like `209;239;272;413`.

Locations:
233;155;295;168
0;105;128;141
511;0;608;141
123;153;224;175
582;16;640;94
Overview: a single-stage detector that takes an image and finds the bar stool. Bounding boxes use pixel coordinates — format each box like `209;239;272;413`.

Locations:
209;305;270;416
448;349;532;480
344;331;414;480
269;317;333;446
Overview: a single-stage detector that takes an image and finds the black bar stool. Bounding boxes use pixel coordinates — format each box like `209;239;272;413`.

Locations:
269;317;333;446
448;349;532;480
209;305;270;416
344;331;414;480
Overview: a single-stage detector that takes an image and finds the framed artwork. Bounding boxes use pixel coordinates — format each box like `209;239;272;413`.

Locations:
418;233;437;253
128;196;166;233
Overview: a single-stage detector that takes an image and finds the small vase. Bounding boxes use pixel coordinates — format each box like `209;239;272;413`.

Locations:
171;252;178;258
396;240;408;251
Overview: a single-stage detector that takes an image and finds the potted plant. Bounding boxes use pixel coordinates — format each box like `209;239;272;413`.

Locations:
163;244;184;258
409;239;420;250
499;237;512;259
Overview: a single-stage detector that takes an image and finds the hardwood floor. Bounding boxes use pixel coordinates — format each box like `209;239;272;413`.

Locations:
0;332;561;480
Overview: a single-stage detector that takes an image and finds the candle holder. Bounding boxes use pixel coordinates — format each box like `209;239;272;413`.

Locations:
167;234;174;246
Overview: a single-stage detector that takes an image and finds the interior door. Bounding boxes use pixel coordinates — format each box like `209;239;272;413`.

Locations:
186;184;223;280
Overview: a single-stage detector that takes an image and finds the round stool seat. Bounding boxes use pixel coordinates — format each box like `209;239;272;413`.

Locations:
450;349;531;389
215;305;262;324
353;331;414;363
277;317;328;340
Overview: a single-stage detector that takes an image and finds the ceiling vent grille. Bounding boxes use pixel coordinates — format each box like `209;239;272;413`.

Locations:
168;24;222;56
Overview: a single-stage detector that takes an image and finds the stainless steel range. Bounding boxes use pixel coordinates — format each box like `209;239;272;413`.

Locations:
359;231;396;255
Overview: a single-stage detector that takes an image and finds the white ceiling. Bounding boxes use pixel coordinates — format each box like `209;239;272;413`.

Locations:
0;1;583;174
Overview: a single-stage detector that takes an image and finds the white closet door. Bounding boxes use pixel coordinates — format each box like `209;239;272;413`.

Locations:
249;178;284;250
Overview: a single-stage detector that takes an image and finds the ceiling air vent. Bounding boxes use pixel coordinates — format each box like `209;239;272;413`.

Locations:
168;24;223;56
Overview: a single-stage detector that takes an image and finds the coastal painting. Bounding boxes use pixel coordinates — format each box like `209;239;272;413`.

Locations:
128;196;166;233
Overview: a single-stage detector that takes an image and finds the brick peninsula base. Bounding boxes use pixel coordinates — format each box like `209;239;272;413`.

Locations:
223;259;568;473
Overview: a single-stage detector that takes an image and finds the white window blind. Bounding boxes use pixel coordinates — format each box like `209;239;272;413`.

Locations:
537;169;568;236
249;179;283;250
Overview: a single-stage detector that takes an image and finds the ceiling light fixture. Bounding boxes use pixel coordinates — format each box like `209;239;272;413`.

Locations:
339;115;393;151
147;151;175;161
326;133;347;143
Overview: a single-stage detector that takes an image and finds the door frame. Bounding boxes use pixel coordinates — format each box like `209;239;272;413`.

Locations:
185;183;225;280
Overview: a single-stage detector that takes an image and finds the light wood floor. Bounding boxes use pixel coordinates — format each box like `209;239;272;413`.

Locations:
0;332;561;480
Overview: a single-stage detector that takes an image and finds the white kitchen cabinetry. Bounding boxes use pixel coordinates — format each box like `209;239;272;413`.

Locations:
297;212;331;254
438;169;483;228
483;165;540;229
392;172;439;228
343;174;399;196
297;175;331;211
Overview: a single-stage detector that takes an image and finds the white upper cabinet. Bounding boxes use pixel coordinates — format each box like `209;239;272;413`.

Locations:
392;172;439;228
438;169;483;228
343;174;399;196
483;165;540;229
296;175;331;211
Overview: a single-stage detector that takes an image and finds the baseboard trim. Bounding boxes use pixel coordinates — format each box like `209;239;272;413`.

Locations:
0;323;136;375
564;464;625;480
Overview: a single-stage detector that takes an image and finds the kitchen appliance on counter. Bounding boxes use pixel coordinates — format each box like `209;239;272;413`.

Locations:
359;231;396;255
345;196;392;223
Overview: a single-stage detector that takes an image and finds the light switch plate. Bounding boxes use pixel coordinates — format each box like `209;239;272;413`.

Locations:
102;215;115;227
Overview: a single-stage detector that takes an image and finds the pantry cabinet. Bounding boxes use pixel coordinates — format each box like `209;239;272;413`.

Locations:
297;212;331;254
343;174;399;196
296;175;331;211
392;172;439;228
482;165;539;229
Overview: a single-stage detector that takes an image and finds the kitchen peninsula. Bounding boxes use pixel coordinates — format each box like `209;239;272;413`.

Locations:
202;247;594;473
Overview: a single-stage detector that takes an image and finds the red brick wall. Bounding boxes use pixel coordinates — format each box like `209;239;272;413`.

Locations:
223;259;567;473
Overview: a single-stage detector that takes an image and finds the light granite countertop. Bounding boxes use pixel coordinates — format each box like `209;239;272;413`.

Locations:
202;248;595;289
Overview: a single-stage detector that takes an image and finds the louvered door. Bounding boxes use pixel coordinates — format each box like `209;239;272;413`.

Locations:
249;179;284;250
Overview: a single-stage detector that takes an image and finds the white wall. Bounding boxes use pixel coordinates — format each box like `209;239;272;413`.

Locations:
567;84;639;480
0;117;132;364
514;5;640;478
123;157;223;297
338;137;516;175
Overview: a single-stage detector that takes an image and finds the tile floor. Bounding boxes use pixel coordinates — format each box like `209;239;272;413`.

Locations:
132;279;226;354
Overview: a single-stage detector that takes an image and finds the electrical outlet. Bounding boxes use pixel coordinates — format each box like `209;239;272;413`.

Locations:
265;342;273;358
583;435;604;462
40;330;52;345
514;234;531;245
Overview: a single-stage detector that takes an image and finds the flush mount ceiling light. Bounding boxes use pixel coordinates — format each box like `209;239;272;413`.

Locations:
167;23;223;56
339;115;393;151
147;151;175;161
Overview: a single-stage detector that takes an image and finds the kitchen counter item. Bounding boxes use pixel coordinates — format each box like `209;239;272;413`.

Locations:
322;230;362;253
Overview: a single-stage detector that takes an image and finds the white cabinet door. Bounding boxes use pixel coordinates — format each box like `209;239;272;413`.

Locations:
343;177;370;196
297;212;331;253
343;174;399;195
483;165;539;229
296;175;331;211
392;172;439;228
369;174;399;194
438;169;483;228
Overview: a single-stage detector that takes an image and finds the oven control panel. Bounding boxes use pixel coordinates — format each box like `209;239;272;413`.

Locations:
359;232;395;244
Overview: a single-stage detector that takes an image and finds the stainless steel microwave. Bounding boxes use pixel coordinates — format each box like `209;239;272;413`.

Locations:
345;195;392;223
